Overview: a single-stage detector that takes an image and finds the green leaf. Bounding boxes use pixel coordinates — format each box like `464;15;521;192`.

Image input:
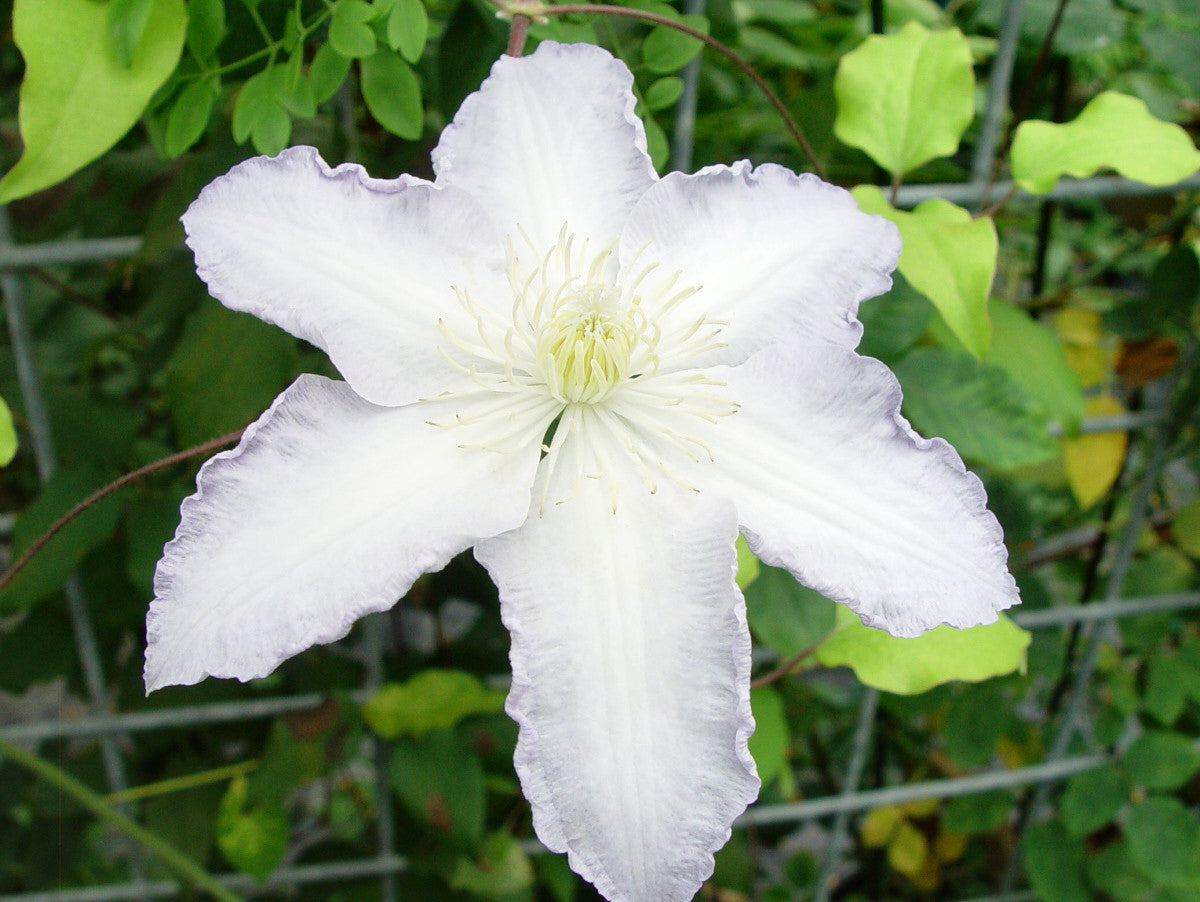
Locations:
1144;654;1189;726
857;272;931;362
232;67;274;144
143;767;222;875
1121;731;1200;790
310;42;352;103
388;0;429;63
985;299;1085;430
450;832;535;897
815;606;1029;695
1021;0;1122;55
1023;821;1090;902
735;535;760;590
744;565;836;658
390;729;485;849
1124;796;1200;889
250;104;291;155
0;0;186;203
164;79;216;157
1180;639;1200;703
892;347;1058;470
436;0;505;115
643;113;669;172
278;54;317;118
748;687;788;786
1145;243;1200;330
0;466;125;614
1124;546;1195;598
1104;241;1200;337
943;687;1007;767
123;488;190;594
186;0;226;59
1011;92;1200;195
164;304;297;446
852;187;996;358
360;50;423;139
249;720;325;806
108;0;155;68
943;790;1013;835
644;76;684;111
233;65;296;154
833;22;974;176
0;397;16;466
329;0;378;58
1141;27;1200;91
235;65;291;153
1061;765;1128;837
362;670;505;739
1087;840;1169;902
534;854;577;902
738;0;818;24
642;15;708;74
216;776;288;882
739;26;818;71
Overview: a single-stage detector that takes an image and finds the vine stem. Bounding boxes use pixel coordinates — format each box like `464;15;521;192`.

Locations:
105;759;258;805
506;13;532;55
0;429;244;597
0;736;245;902
750;638;825;689
491;2;826;179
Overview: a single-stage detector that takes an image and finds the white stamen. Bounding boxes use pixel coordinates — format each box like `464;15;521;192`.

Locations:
432;223;734;510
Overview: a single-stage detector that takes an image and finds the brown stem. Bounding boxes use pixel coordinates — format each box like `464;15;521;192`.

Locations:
28;268;120;322
0;429;244;596
1001;0;1071;159
492;2;826;179
750;638;825;689
976;183;1017;219
506;14;532;56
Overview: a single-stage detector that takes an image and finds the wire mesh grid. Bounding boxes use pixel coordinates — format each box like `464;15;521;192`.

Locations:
2;0;1199;897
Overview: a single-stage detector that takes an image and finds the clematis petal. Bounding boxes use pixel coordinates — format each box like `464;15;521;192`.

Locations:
475;460;758;902
703;342;1018;637
433;41;657;252
182;146;505;407
146;375;549;691
620;162;900;366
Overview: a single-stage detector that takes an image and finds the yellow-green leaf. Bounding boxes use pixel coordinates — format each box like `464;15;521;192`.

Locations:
986;299;1085;430
0;397;16;466
1011;92;1200;195
888;820;929;877
834;22;974;177
748;686;788;786
363;669;504;739
1062;394;1126;508
862;805;904;848
0;0;186;203
816;606;1030;695
450;832;535;897
735;534;760;590
1171;499;1200;558
853;186;996;358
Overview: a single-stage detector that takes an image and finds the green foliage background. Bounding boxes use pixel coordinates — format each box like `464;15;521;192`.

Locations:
0;0;1199;899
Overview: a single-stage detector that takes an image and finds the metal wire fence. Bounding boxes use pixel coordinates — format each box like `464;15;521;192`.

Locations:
2;0;1199;898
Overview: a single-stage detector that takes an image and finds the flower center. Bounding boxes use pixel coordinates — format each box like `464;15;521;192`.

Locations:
431;224;738;510
538;286;639;403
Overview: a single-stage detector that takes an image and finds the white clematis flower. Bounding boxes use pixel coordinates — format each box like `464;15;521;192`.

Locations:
146;41;1018;902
